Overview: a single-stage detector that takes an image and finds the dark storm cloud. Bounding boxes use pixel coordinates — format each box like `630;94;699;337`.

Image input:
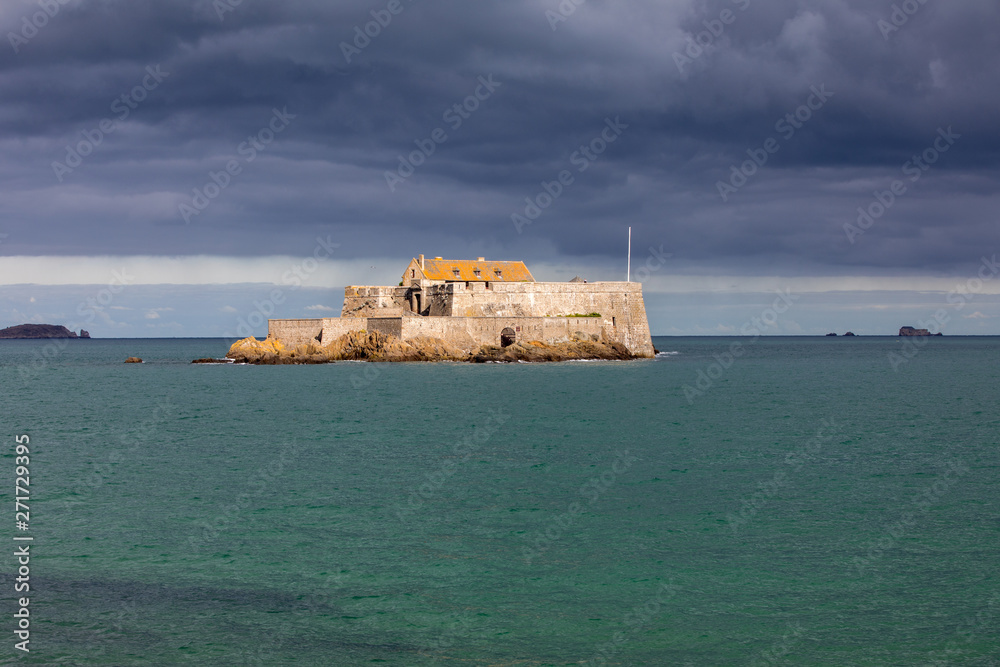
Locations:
1;0;998;272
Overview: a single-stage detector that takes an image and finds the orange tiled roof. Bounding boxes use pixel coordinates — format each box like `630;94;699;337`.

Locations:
417;258;534;282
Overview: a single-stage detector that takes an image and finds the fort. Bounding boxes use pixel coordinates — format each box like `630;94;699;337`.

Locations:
267;255;655;358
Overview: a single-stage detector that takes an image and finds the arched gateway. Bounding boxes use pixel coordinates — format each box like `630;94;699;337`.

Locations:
500;327;516;347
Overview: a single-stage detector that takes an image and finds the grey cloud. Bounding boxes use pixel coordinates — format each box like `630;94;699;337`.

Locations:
0;0;998;275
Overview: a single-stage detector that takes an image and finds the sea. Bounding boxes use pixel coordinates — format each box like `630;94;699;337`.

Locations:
1;335;997;666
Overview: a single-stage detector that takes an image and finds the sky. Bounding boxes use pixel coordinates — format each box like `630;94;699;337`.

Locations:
1;0;999;337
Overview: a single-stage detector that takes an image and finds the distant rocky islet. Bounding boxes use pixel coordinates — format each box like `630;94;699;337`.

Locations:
898;326;942;336
0;324;90;339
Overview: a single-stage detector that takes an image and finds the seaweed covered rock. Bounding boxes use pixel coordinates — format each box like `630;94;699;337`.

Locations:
288;340;333;364
226;332;640;365
379;335;468;362
324;331;467;361
225;332;467;364
323;330;394;361
470;339;633;363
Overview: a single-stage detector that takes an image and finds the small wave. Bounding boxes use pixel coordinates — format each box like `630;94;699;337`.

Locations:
656;351;680;357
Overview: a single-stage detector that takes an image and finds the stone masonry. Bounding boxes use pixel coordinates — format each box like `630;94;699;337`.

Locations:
268;257;655;357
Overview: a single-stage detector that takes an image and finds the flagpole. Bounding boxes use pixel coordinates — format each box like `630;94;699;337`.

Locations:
627;226;631;282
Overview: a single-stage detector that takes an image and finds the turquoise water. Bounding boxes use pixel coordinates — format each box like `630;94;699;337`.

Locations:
1;336;998;665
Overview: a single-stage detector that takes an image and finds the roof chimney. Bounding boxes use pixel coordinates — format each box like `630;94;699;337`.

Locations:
476;256;485;261
419;254;424;270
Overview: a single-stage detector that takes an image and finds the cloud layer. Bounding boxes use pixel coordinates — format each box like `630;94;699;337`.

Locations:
2;0;999;333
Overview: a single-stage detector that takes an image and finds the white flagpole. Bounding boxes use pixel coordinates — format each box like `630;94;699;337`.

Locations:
627;226;631;282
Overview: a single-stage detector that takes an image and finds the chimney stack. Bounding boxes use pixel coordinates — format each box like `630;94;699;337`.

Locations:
476;256;485;261
419;254;424;270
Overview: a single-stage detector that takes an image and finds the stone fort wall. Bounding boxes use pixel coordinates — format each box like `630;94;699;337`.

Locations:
266;316;606;350
267;319;323;346
269;281;654;357
396;316;605;351
335;281;653;355
445;282;652;354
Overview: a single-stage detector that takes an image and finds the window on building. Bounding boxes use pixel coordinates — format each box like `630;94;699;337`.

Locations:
411;269;415;278
453;268;460;278
473;269;481;278
494;269;502;278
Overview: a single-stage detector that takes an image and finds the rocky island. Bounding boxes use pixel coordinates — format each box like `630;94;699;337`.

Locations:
899;326;942;336
239;255;655;364
0;324;90;339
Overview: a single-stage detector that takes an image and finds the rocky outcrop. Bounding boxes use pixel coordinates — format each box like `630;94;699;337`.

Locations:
226;337;293;364
899;326;942;336
0;324;80;339
469;339;633;363
226;331;642;364
125;357;143;363
226;331;471;364
80;330;91;338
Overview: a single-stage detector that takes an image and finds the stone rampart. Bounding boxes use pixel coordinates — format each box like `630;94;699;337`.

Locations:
319;317;367;344
367;317;403;338
272;280;655;357
337;281;653;356
443;281;652;355
400;316;604;350
267;319;323;347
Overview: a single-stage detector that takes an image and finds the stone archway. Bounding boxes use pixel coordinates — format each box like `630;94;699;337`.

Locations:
500;327;516;347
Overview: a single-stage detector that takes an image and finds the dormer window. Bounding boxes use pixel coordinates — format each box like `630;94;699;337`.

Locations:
473;269;481;278
452;268;460;278
494;269;502;278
